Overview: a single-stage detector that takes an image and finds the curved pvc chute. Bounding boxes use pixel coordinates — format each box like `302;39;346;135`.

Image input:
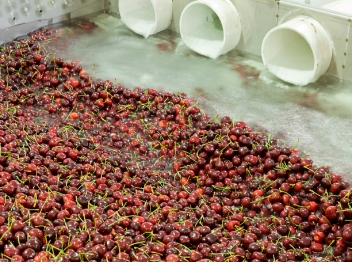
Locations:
261;16;332;86
119;0;173;38
179;0;242;59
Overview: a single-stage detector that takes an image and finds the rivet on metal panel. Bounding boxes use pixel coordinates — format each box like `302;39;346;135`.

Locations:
36;4;44;16
21;4;30;16
63;0;72;8
8;11;17;24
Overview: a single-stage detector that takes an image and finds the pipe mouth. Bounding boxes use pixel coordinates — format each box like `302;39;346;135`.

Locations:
262;28;315;85
180;1;241;59
119;0;172;38
262;16;332;86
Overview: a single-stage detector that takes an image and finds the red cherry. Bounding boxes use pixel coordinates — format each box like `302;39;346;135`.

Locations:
325;206;337;220
310;242;324;252
165;254;180;262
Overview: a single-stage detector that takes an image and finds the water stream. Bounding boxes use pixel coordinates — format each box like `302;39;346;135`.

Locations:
48;13;352;182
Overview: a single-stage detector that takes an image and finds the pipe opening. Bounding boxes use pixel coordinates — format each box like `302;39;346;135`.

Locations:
262;29;315;84
180;3;225;58
119;0;156;37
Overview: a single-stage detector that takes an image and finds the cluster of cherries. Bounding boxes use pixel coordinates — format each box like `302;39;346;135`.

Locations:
0;23;351;262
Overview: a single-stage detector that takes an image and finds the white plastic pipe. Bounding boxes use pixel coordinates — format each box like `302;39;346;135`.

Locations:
261;16;332;86
179;0;242;59
119;0;172;38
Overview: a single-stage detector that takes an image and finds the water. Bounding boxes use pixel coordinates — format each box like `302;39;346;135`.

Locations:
48;13;352;182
